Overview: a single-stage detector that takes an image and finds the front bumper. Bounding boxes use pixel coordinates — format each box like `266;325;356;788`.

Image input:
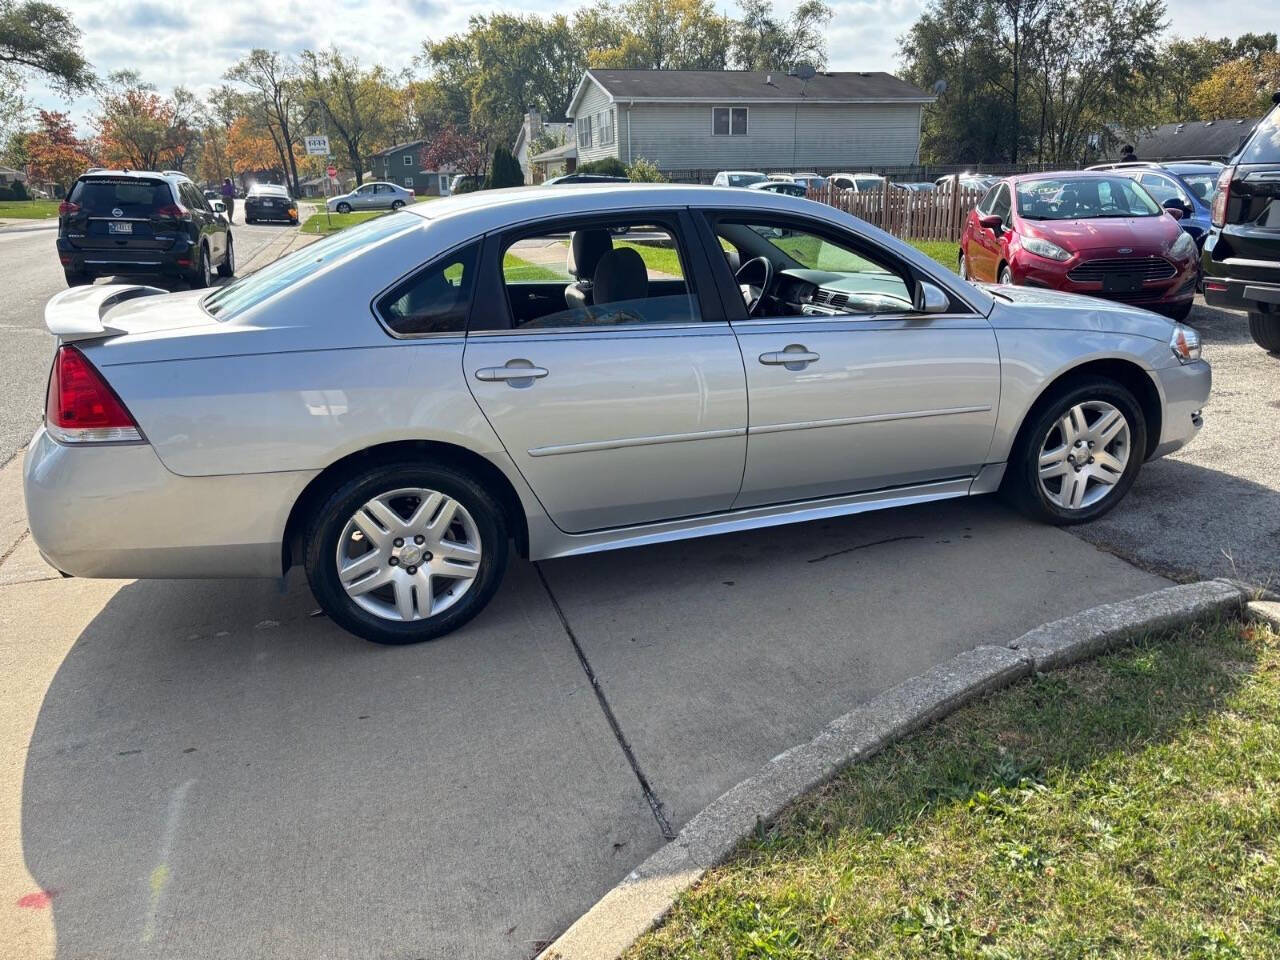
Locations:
1149;359;1210;460
23;427;317;579
57;237;194;277
1014;256;1198;309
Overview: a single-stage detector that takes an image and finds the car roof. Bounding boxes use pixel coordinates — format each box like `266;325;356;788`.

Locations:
1005;170;1143;185
717;170;765;175
77;169;184;183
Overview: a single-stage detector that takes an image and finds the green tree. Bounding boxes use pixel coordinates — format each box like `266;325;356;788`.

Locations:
577;156;627;176
486;144;524;187
731;0;832;70
1191;52;1280;118
300;48;398;185
0;0;93;95
226;50;306;195
594;0;733;70
625;156;668;181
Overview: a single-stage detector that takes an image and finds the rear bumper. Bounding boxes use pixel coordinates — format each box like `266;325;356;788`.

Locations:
57;237;193;277
1201;275;1280;313
23;427;317;579
244;202;298;221
1149;360;1210;460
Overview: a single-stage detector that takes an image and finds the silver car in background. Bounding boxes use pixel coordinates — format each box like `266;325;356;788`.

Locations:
327;180;415;214
26;184;1209;645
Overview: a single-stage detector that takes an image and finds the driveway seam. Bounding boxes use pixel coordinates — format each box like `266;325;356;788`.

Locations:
534;562;675;841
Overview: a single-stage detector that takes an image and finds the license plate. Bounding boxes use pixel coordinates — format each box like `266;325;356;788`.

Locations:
263;201;277;207
108;222;133;235
1102;273;1142;293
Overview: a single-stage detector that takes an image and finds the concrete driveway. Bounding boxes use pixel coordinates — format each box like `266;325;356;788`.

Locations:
1;486;1166;960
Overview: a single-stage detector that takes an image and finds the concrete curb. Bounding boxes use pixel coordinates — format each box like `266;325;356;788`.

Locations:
538;578;1247;960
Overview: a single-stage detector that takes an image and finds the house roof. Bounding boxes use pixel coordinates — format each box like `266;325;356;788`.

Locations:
369;139;428;160
0;165;27;179
1115;118;1261;161
530;142;578;163
569;69;934;115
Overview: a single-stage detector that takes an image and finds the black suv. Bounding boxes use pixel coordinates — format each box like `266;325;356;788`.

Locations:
1202;93;1280;352
57;170;233;288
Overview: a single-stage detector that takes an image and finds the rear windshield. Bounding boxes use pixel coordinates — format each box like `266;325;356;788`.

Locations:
1015;176;1161;220
727;173;766;186
1236;109;1280;164
69;178;170;214
204;212;418;320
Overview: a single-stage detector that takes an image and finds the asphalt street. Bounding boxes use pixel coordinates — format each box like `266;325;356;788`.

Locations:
0;217;294;468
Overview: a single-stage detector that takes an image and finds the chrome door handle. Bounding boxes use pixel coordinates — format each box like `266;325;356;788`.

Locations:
759;346;820;367
474;362;549;382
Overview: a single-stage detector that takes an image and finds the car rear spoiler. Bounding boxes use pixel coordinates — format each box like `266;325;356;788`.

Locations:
44;284;167;342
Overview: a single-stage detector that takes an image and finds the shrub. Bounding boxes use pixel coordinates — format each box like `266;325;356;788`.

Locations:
576;157;627;178
486;146;524;188
7;179;28;200
624;157;667;183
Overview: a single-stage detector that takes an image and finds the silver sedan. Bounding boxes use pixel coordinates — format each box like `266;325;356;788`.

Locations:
326;180;414;214
26;184;1209;644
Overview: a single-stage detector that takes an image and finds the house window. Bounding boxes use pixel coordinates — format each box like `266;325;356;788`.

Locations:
440;174;449;192
404;176;414;188
403;155;413;166
712;107;748;136
579;116;592;148
595;109;615;146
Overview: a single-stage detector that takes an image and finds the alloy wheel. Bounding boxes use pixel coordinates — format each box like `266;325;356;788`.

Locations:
1036;401;1130;510
335;487;482;622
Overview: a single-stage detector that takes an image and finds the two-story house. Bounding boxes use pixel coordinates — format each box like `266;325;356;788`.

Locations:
567;69;936;176
367;139;455;196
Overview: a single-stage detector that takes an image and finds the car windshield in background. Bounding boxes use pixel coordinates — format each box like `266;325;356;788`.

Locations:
204;212;417;320
1015;176;1162;220
1178;172;1219;203
69;178;169;213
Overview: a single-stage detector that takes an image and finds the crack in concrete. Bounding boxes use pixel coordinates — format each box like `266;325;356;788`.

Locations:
807;534;924;564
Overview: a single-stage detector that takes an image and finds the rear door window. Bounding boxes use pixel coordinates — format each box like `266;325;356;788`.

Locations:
1237;110;1280;164
70;178;169;216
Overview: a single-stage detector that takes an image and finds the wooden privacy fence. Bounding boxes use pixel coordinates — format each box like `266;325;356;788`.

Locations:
808;178;987;243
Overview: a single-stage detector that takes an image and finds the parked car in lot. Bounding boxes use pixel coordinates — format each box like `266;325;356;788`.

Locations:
327;181;413;214
713;171;768;187
828;173;886;193
27;183;1208;645
937;173;1000;192
244;183;299;224
543;173;631;185
1201;94;1280;352
56;169;234;288
1090;161;1222;248
749;180;807;196
893;181;937;193
960;172;1200;320
769;172;827;191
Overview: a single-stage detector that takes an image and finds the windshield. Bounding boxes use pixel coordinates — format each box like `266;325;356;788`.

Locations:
1015;176;1161;220
1236;109;1278;163
728;173;766;187
204;212;418;319
1179;172;1219;204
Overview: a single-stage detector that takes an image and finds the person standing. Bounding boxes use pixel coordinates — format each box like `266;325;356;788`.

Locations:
1119;144;1139;163
220;178;236;222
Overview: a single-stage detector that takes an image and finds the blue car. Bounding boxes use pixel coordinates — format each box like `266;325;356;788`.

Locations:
1091;161;1222;248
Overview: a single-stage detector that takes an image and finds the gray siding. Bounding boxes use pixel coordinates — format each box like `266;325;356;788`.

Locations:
574;80;620;164
619;102;924;170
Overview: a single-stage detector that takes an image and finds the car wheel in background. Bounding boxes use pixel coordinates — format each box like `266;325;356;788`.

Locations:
1004;376;1146;526
1161;300;1193;322
999;264;1013;285
63;270;91;287
958;251;969;280
304;462;509;645
1248;312;1280;354
217;235;235;278
189;244;212;289
337;202;351;214
391;200;405;210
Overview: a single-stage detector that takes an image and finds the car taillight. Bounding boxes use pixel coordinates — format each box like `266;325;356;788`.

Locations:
57;201;80;216
154;203;191;221
45;345;143;443
1211;166;1234;227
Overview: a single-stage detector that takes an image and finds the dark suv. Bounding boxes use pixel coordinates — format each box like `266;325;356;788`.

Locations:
57;170;233;288
243;183;298;224
1202;93;1280;352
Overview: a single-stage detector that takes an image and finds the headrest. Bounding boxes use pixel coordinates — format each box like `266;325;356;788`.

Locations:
592;247;649;305
568;229;613;280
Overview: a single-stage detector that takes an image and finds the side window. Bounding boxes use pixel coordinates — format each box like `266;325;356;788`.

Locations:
990;185;1011;222
1139;173;1180;205
376;241;480;336
714;218;918;317
977;183;999;215
181;183;206;210
500;218;698;329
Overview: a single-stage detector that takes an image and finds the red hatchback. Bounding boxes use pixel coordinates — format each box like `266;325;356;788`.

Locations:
959;172;1199;320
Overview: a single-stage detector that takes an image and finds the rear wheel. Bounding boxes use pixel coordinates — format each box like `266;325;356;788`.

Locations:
1004;377;1146;525
391;199;405;210
304;462;509;644
336;202;351;214
189;243;212;289
1248;312;1280;353
216;234;235;278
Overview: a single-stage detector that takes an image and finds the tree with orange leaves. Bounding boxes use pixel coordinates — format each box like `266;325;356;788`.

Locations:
24;109;90;191
227;114;285;178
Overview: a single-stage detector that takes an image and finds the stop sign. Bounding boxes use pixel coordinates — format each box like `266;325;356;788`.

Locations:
326;165;337;178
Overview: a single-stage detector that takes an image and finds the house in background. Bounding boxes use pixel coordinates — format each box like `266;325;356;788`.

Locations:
367;139;456;196
528;142;577;182
566;69;935;178
513;111;574;183
1108;117;1262;162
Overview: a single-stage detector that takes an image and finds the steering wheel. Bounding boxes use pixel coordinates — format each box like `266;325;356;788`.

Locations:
735;256;775;316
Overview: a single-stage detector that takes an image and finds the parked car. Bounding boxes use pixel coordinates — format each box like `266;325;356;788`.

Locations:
713;171;768;188
27;183;1208;644
769;172;827;191
1202;93;1280;352
959;172;1199;320
244;184;299;224
937;173;1000;192
543;173;631;185
56;169;234;288
893;182;937;193
327;181;414;215
749;181;807;196
828;173;886;192
1090;162;1222;249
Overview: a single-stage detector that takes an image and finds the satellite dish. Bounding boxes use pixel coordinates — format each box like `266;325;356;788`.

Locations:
792;63;817;81
932;78;947;95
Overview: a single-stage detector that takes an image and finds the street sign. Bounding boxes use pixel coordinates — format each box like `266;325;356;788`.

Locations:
326;165;337;178
304;135;330;156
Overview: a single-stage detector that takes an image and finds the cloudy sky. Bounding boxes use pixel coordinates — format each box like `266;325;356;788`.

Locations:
24;0;1261;134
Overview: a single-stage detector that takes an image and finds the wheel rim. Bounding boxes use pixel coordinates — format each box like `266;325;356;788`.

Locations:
225;237;234;273
1037;400;1131;511
336;487;482;622
1000;267;1011;284
201;247;212;286
959;253;967;279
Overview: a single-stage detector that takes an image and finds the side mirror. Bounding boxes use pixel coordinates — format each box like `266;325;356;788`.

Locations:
915;280;950;314
212;200;226;213
1163;199;1185;221
978;214;1003;231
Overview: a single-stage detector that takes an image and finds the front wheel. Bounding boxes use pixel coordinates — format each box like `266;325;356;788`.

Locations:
336;202;351;214
1161;299;1193;322
304;463;509;644
1249;312;1280;354
999;264;1014;285
391;200;405;210
958;250;969;280
1004;377;1146;525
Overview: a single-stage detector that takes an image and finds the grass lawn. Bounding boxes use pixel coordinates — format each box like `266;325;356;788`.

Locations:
908;239;960;272
0;199;60;219
298;196;437;235
502;252;565;283
631;617;1280;959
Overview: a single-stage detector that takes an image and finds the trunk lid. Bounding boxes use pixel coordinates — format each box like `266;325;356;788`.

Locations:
45;285;216;343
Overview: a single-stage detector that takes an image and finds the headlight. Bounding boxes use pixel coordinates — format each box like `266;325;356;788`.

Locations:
1169;323;1201;363
1022;236;1072;261
1170;231;1196;260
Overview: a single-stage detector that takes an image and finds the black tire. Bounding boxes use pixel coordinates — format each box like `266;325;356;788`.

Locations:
999;263;1013;285
1003;376;1147;526
217;235;235;278
1161;299;1193;322
336;202;351;214
246;216;256;224
958;250;969;280
1248;312;1280;353
189;243;211;289
391;200;405;210
64;270;91;287
304;462;509;645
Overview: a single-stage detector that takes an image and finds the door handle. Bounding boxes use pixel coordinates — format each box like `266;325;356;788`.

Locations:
474;361;549;383
759;346;820;367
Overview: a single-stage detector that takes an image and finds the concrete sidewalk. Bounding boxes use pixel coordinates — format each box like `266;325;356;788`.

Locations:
0;438;1168;959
